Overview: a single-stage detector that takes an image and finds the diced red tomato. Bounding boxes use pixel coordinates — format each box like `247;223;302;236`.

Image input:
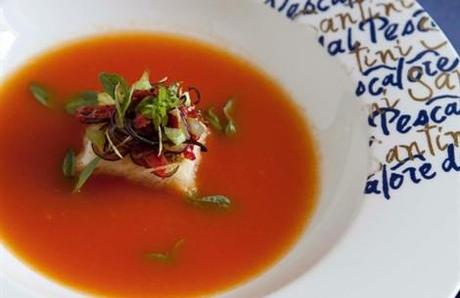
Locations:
180;106;199;118
144;153;170;178
134;114;150;129
167;113;179;128
183;145;196;161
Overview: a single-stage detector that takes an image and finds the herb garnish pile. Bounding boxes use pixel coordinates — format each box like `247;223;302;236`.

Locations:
30;71;236;209
69;71;209;179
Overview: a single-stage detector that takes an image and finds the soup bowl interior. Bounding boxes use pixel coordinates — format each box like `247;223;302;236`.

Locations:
0;0;368;297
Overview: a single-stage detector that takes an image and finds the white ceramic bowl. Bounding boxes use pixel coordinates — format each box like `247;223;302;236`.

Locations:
0;0;368;297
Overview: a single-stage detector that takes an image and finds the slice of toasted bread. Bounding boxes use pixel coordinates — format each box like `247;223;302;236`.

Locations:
76;129;207;194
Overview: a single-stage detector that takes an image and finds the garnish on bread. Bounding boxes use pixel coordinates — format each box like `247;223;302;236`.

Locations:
69;71;209;194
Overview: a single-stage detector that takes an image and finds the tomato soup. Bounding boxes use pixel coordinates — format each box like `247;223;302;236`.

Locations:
0;33;318;297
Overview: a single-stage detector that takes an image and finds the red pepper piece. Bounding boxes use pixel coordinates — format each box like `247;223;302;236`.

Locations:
134;114;150;129
75;105;115;124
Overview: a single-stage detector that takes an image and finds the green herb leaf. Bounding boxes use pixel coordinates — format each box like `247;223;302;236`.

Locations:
62;148;76;178
145;252;171;263
139;86;180;130
114;83;131;128
167;82;180;98
223;98;237;136
145;239;185;264
189;195;232;209
132;71;152;90
223;98;235;118
30;83;52;108
99;73;130;128
158;85;168;101
97;92;115;105
136;96;153;114
205;108;222;131
85;128;106;152
65;91;98;114
225;121;237;136
73;157;100;193
164;127;187;145
99;73;128;98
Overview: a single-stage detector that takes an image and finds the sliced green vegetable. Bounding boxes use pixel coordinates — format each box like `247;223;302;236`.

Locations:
73;157;101;193
62;148;76;178
132;71;152;90
29;83;52;108
114;83;131;128
205;108;222;131
85;128;106;152
164;127;187;145
189;194;232;209
145;239;185;264
65;91;98;114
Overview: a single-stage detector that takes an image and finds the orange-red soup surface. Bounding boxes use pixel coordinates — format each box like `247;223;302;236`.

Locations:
0;33;318;297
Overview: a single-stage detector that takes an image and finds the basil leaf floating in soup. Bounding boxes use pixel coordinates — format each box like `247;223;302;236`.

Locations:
205;99;237;135
73;157;101;193
222;97;235;118
29;83;52;108
205;107;223;131
223;98;237;136
145;239;185;264
145;252;171;264
62;148;76;178
225;122;237;136
65;91;98;114
189;194;232;209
